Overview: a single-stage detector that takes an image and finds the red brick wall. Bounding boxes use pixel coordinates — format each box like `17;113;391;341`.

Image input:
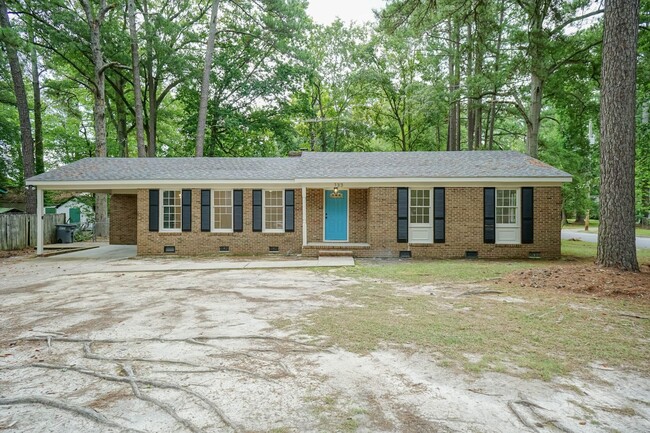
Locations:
109;194;137;245
361;186;561;259
135;186;562;259
306;188;367;243
136;188;302;256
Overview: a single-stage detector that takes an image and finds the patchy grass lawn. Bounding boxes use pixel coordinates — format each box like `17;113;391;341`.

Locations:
335;258;545;284
298;240;650;381
300;282;649;380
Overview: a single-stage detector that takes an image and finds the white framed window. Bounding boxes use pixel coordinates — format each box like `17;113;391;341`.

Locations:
161;190;182;231
263;190;284;232
212;190;233;232
496;188;520;244
410;189;431;225
496;189;518;226
409;188;433;243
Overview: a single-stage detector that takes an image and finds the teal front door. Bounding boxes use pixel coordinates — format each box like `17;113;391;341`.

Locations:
324;190;348;241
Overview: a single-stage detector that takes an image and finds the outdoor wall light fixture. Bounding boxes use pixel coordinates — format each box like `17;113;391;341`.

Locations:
330;184;343;199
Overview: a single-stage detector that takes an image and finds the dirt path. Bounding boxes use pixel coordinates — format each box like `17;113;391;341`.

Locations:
0;264;648;432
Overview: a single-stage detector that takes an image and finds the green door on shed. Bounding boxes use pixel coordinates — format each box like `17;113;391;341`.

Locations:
69;207;81;224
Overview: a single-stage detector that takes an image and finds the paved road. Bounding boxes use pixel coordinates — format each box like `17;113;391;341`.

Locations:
562;228;650;249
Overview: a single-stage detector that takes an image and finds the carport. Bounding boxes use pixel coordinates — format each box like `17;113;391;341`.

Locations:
28;182;137;256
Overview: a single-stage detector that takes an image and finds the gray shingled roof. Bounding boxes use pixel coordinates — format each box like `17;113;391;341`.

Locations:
27;151;570;183
298;151;569;179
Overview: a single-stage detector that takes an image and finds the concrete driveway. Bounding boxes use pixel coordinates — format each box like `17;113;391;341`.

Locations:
0;244;353;288
562;228;650;249
0;256;647;432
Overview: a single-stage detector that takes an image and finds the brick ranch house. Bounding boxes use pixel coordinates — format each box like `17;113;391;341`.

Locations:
27;151;571;259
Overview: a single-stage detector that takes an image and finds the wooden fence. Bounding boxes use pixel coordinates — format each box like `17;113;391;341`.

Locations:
0;213;65;250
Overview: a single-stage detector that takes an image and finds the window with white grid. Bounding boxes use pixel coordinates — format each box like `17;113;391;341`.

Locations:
409;189;431;225
212;190;233;231
496;189;518;225
161;190;181;231
263;190;284;231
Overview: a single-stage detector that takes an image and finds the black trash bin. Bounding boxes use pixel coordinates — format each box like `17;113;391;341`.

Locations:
55;224;76;243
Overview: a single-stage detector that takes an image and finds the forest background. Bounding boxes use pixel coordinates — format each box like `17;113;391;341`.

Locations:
0;0;648;225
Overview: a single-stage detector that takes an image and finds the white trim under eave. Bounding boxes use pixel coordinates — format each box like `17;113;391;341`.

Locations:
26;176;572;191
296;176;572;186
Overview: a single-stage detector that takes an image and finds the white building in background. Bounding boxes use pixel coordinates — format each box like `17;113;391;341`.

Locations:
45;196;94;228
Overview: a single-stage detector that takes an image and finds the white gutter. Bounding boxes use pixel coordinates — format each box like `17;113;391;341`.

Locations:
26;176;572;190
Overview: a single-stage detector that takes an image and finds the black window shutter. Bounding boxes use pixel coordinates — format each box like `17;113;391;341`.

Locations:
182;190;192;232
521;187;534;244
397;187;409;243
200;190;211;232
285;189;295;232
233;190;243;232
434;187;445;243
148;189;159;232
484;187;496;244
252;190;262;232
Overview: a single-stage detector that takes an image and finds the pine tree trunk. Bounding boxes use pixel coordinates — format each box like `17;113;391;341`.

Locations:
467;23;474;151
195;0;220;157
143;0;156;157
115;77;128;157
525;1;548;159
454;22;461;151
487;1;504;151
0;0;35;213
446;19;462;151
128;0;146;157
80;0;109;237
597;0;639;271
447;19;456;151
28;22;43;174
527;72;543;158
473;35;483;150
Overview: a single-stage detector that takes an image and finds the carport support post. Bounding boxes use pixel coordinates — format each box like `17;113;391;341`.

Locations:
36;187;43;255
302;186;307;247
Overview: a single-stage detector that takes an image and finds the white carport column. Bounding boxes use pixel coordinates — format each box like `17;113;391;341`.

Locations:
36;187;44;255
302;186;307;247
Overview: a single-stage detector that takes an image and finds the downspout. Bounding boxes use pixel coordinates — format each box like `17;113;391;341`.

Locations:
302;186;307;247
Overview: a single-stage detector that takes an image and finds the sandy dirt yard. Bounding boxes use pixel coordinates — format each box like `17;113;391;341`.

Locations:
0;252;649;432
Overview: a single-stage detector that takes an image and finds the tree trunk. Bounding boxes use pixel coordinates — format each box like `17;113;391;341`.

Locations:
446;19;460;151
128;0;146;157
527;72;543;158
597;0;639;271
28;20;43;174
574;212;585;225
0;0;35;214
454;22;461;151
146;72;156;157
195;0;220;157
488;0;505;151
115;77;128;157
143;0;156;157
473;34;483;150
80;0;109;237
308;122;316;151
466;23;474;151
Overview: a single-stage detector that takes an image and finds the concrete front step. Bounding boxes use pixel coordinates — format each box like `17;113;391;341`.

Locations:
318;250;354;257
